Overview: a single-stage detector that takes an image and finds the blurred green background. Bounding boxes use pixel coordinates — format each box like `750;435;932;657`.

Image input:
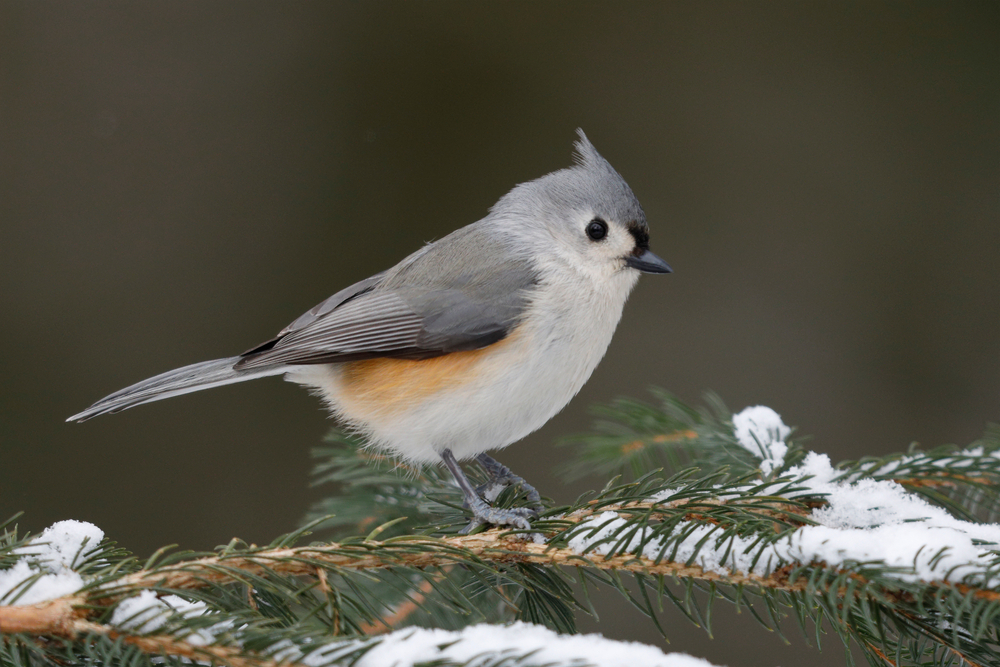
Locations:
2;2;998;665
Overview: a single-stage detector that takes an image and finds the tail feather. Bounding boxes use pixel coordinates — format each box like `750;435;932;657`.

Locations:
67;356;286;422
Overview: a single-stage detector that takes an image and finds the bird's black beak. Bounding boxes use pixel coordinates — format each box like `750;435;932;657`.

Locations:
625;248;672;274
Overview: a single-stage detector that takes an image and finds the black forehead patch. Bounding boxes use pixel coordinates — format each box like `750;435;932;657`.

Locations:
628;224;649;250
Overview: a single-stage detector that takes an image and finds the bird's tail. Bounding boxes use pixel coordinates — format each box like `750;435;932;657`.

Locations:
67;356;286;422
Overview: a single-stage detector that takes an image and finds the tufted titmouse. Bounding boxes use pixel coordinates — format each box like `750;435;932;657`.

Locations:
69;130;671;531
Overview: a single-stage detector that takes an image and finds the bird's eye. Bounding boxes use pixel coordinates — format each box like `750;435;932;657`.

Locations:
586;219;608;241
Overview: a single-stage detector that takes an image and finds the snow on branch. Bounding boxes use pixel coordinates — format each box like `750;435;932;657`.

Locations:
566;449;1000;590
270;622;718;667
0;520;104;607
1;523;723;667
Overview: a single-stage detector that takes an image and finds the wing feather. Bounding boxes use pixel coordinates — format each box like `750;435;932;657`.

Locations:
235;225;538;369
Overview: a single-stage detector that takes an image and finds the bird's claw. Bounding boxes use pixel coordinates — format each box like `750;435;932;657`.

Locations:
476;478;543;506
474;455;543;507
460;501;538;534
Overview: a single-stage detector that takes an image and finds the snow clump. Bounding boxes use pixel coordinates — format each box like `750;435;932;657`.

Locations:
732;405;790;475
270;621;719;667
110;590;233;645
0;520;104;606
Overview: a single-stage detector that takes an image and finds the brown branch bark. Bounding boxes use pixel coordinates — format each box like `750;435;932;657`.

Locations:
71;620;291;667
0;597;83;634
894;473;996;489
103;532;805;594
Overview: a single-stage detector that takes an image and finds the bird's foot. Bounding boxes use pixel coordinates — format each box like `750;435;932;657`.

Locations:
475;454;543;506
475;477;542;505
440;449;540;534
459;494;538;535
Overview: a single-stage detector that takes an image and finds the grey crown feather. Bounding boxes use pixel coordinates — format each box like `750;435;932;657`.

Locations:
489;129;648;239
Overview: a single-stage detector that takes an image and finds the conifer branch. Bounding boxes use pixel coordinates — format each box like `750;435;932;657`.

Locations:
4;394;1000;667
3;532;809;632
7;519;1000;641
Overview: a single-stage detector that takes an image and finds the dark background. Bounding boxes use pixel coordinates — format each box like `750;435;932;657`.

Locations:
2;2;998;665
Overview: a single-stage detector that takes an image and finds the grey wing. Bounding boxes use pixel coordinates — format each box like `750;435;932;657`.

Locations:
234;255;537;369
279;272;387;336
238;272;386;357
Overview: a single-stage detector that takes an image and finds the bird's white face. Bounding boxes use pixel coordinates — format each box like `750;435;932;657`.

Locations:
547;208;647;289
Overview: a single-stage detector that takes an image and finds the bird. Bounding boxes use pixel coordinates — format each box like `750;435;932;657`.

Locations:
68;130;671;532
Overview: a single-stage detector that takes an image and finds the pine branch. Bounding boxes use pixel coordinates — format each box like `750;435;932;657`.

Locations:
6;506;1000;659
5;394;1000;667
0;531;801;636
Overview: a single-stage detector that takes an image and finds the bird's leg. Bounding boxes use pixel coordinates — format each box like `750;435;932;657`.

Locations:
440;449;537;534
475;454;543;506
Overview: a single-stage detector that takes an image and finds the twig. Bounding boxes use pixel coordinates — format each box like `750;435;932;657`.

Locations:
96;532;807;595
893;473;996;489
358;570;445;634
864;640;898;666
71;620;291;667
575;496;816;522
620;430;699;454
